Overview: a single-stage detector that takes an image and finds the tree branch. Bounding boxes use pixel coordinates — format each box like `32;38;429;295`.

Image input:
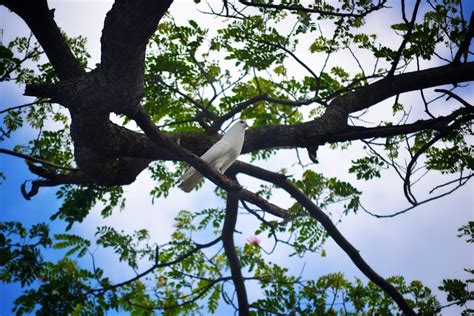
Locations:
402;112;474;205
453;12;474;64
90;236;222;295
0;0;84;80
100;0;173;85
52;92;473;187
238;0;387;18
388;0;421;76
326;106;474;143
435;89;473;108
209;93;320;132
0;102;38;114
223;192;250;316
131;106;290;219
20;164;91;200
149;76;218;120
0;148;78;172
24;82;61;100
329;62;474;116
360;174;472;218
232;161;416;315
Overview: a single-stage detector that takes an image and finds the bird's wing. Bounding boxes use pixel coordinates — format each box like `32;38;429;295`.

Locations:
178;139;232;192
200;138;232;165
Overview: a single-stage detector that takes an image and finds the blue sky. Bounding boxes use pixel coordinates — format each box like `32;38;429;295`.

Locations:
1;0;473;315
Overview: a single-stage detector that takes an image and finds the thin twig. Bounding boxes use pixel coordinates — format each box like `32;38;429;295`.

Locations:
0;101;38;114
0;148;78;172
388;0;422;76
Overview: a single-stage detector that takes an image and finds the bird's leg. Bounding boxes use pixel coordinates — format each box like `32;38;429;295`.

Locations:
215;161;225;174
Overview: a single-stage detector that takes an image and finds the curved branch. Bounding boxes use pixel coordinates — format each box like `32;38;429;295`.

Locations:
434;89;473;108
403;112;474;205
0;0;84;80
223;192;250;315
329;62;474;115
453;12;474;64
90;236;222;295
360;174;472;218
232;161;416;315
20;164;91;199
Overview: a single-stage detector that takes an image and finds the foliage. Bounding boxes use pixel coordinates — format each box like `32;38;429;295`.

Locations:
52;185;124;230
0;222;51;286
0;214;444;315
1;0;473;314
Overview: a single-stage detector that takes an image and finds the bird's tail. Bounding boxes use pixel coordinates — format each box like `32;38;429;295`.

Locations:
178;168;203;192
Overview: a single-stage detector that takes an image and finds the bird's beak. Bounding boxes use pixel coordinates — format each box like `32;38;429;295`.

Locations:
244;121;249;129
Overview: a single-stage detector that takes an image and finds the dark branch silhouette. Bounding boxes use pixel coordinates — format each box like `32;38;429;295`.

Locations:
223;192;250;315
89;237;222;295
232;161;416;315
453;12;474;64
388;0;421;76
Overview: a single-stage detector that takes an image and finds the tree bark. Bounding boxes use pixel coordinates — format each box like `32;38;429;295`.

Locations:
223;193;250;316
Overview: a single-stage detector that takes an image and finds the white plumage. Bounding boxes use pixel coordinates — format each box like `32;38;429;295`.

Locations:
178;120;248;192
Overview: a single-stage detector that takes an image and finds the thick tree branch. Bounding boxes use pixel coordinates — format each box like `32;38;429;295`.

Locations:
329;62;474;116
131;106;290;219
223;193;250;316
0;0;84;80
100;0;173;86
326;106;474;143
24;82;61;100
48;96;472;187
232;161;416;315
21;164;91;200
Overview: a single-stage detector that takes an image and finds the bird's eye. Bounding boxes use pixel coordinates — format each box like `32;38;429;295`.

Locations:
240;120;244;123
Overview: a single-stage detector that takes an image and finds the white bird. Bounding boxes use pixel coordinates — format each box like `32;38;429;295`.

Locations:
178;120;248;192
